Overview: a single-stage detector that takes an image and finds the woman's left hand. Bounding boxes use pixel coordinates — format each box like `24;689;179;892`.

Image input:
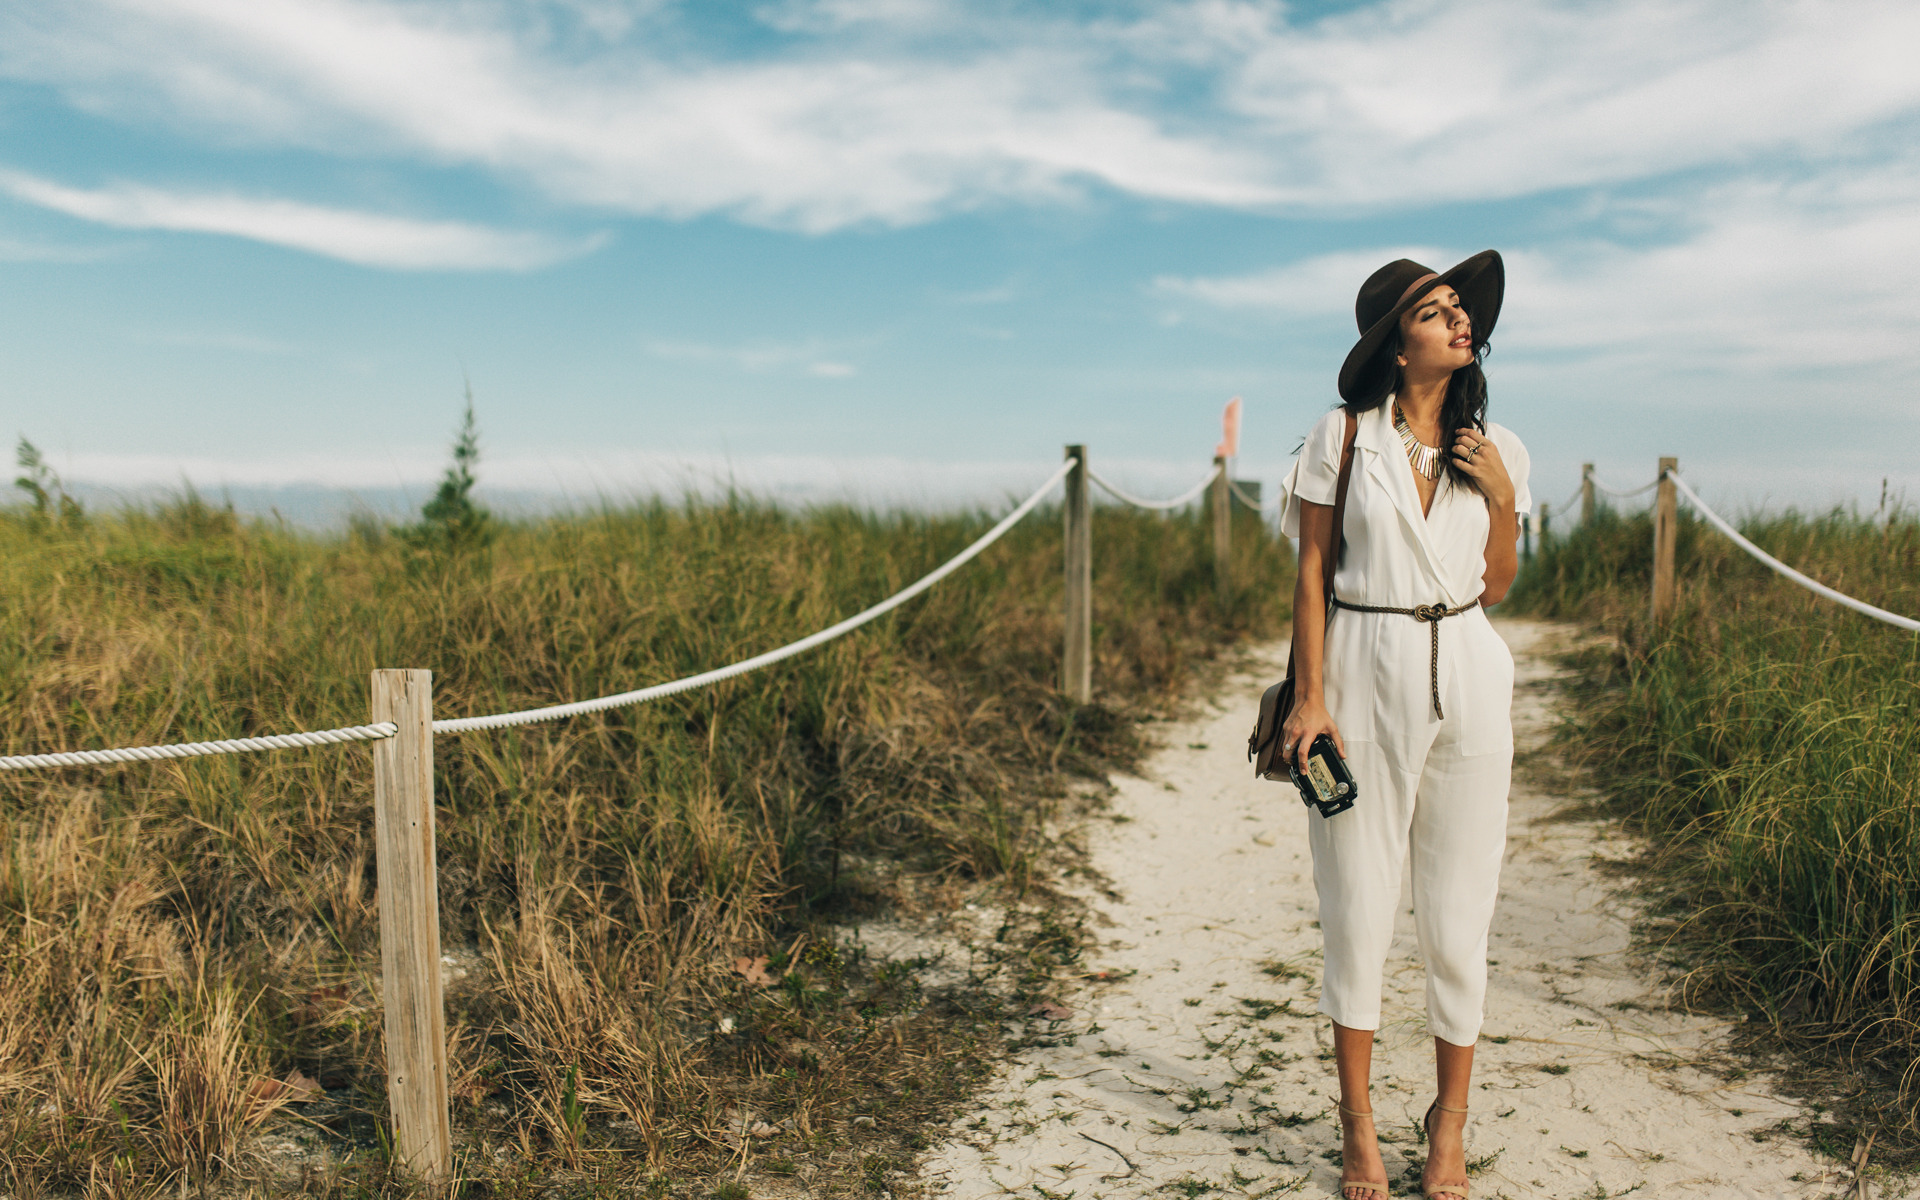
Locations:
1452;428;1514;508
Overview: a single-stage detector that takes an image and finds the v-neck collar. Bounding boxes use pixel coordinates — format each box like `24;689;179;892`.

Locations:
1354;401;1461;602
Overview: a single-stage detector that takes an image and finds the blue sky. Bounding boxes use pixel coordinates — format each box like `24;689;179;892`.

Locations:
1;0;1917;517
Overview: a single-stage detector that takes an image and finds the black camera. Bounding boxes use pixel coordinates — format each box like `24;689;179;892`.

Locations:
1289;735;1357;819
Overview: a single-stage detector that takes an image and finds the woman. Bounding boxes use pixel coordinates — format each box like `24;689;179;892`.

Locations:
1276;251;1528;1200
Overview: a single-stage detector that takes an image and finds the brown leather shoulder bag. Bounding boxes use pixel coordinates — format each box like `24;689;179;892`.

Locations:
1247;410;1359;780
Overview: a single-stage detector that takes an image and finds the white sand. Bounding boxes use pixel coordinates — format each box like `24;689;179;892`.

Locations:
918;618;1862;1200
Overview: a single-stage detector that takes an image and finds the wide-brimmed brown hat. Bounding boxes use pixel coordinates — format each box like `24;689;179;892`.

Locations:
1336;250;1504;403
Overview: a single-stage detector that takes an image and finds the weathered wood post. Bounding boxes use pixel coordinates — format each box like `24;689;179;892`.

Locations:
372;669;451;1180
1580;463;1595;526
1651;457;1678;621
1539;501;1551;547
1211;455;1230;602
1062;445;1091;702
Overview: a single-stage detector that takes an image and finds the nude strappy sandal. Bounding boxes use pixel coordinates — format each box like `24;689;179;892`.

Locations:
1421;1100;1471;1200
1335;1104;1390;1200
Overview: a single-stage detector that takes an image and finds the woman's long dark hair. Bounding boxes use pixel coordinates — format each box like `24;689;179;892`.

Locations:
1343;327;1490;493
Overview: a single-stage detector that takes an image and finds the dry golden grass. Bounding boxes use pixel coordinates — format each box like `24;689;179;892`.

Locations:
0;493;1290;1194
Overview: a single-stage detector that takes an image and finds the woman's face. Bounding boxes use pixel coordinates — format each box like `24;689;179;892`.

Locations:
1395;285;1474;379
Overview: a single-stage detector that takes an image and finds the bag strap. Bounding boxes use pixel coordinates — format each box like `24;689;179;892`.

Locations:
1324;410;1360;603
1285;410;1360;685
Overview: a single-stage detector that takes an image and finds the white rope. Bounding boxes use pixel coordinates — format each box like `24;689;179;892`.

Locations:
1226;478;1268;511
1594;478;1659;500
1086;464;1221;511
0;723;397;771
0;460;1073;764
432;459;1079;734
1669;471;1920;634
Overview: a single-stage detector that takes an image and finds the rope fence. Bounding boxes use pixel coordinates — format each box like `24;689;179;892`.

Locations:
1085;461;1272;516
1669;470;1920;633
0;436;1274;1178
1541;459;1920;634
1227;477;1268;511
1086;463;1219;510
0;460;1077;762
0;722;398;771
434;458;1078;733
0;444;1287;756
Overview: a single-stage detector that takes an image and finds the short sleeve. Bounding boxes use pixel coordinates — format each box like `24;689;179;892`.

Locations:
1279;409;1349;538
1487;422;1531;518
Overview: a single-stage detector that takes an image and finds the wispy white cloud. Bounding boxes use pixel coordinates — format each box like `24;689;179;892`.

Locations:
0;233;127;262
1156;152;1920;375
644;336;863;378
1507;198;1920;371
2;0;1915;231
755;0;955;35
0;169;599;269
0;0;1278;232
1158;0;1920;210
1155;246;1451;320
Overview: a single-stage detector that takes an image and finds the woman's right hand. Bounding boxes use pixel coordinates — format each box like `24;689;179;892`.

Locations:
1281;696;1346;773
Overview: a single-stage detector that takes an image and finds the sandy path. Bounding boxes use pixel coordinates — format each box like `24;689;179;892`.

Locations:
919;618;1852;1200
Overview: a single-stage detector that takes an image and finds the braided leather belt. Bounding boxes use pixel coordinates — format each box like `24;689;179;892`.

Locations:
1330;597;1482;719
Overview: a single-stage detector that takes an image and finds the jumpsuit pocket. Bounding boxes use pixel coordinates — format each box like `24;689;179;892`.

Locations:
1456;621;1515;757
1320;611;1378;748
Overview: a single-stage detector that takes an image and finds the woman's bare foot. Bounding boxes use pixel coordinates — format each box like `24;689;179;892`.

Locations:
1421;1102;1470;1199
1338;1106;1390;1199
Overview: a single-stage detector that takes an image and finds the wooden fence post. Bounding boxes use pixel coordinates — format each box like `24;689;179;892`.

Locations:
1211;455;1230;602
372;669;451;1180
1539;501;1551;547
1651;457;1678;621
1062;445;1091;702
1580;463;1595;526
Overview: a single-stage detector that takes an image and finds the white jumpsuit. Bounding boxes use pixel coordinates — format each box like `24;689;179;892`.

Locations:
1278;402;1532;1047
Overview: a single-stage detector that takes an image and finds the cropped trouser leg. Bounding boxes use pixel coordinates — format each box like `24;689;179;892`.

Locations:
1306;720;1511;1046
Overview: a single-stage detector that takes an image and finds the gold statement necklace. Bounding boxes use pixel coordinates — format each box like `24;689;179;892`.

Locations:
1393;402;1443;481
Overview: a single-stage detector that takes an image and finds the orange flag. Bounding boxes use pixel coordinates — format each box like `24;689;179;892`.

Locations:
1216;396;1242;459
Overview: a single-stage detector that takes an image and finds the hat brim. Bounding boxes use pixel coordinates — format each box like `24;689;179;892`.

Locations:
1336;250;1504;403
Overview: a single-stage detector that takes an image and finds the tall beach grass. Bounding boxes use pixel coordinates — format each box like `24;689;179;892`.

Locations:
0;491;1292;1192
1509;500;1920;1138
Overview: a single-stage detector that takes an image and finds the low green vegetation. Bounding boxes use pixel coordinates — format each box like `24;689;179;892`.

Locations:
0;476;1290;1193
1508;500;1920;1143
